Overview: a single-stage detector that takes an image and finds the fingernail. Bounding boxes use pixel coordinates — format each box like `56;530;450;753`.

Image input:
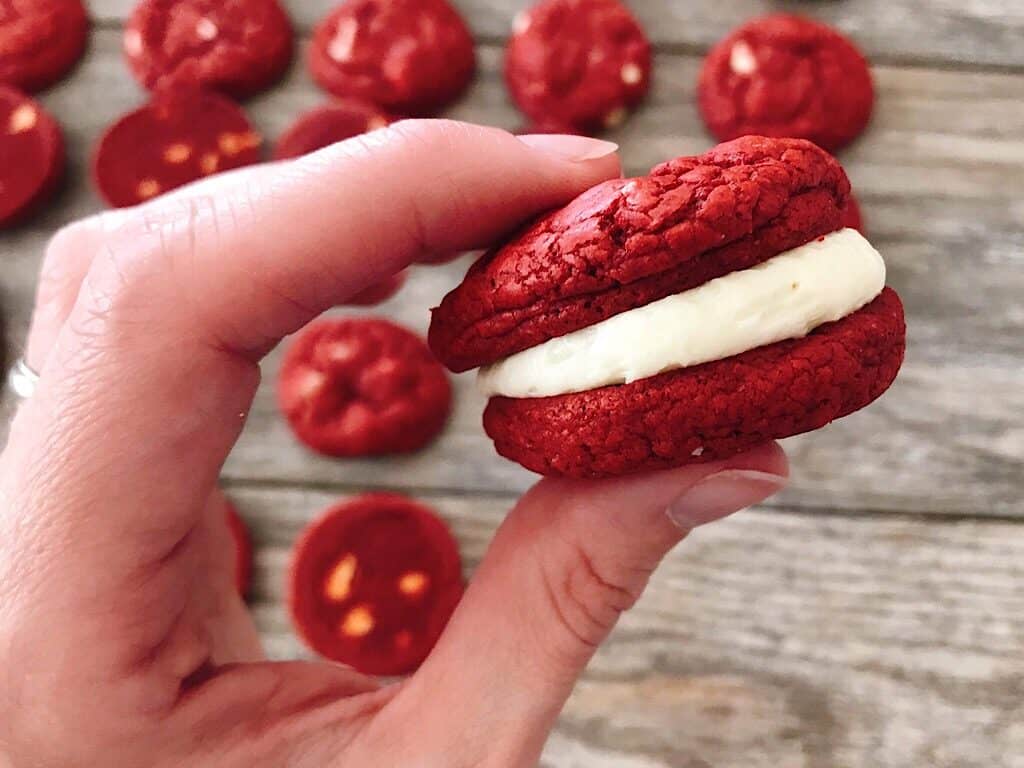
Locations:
518;134;619;162
666;469;787;530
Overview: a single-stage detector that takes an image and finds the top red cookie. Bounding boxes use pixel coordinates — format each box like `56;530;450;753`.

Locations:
429;136;850;372
124;0;294;98
0;0;89;92
308;0;476;115
505;0;651;134
698;14;874;152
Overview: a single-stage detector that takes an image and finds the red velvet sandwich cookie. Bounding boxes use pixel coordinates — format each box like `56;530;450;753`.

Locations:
698;14;874;152
289;493;463;675
92;88;262;208
124;0;294;98
0;86;64;227
0;0;89;92
505;0;651;135
273;99;394;160
308;0;475;115
225;501;252;597
429;136;905;478
278;317;451;457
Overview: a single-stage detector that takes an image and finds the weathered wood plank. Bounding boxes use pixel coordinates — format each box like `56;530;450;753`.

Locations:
229;483;1024;768
2;35;1022;515
84;0;1024;70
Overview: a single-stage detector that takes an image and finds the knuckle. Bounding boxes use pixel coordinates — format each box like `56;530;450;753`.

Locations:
537;536;649;653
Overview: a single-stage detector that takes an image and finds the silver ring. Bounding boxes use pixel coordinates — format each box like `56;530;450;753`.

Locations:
7;358;40;400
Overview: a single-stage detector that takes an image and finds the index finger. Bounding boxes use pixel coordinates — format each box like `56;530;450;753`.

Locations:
2;121;618;678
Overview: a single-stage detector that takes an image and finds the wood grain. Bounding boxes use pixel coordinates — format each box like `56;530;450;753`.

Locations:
84;0;1024;70
230;483;1024;768
3;35;1022;516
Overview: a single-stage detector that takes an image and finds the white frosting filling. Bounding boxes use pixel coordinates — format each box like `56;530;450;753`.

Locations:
477;228;886;398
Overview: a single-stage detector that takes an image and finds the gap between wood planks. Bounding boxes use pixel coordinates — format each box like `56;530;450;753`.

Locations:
219;475;1024;525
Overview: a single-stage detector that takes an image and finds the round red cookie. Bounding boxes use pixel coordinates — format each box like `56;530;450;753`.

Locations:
289;493;463;675
278;317;451;457
0;86;64;227
124;0;293;98
273;99;394;160
429;136;906;477
698;14;874;152
505;0;651;135
92;88;262;208
0;0;89;92
842;192;865;233
430;136;852;372
225;501;252;597
308;0;475;115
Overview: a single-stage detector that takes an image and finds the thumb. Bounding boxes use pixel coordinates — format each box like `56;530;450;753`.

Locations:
371;442;788;766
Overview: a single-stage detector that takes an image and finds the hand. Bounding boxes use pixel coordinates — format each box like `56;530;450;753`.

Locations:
0;121;787;767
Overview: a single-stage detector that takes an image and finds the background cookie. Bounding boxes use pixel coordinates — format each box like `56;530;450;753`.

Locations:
289;493;463;675
0;86;64;227
272;99;394;160
92;88;262;208
124;0;294;98
0;0;89;92
505;0;651;134
308;0;475;115
278;317;451;457
698;14;874;151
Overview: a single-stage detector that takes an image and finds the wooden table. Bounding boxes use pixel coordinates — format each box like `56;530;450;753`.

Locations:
2;1;1023;765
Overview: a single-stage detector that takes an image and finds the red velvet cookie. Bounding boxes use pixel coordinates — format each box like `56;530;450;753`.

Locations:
505;0;651;135
124;0;293;98
92;88;262;208
289;493;463;675
842;191;865;233
308;0;475;115
278;317;451;457
273;100;394;160
0;0;89;92
429;136;906;478
225;501;252;597
698;14;874;152
0;86;64;227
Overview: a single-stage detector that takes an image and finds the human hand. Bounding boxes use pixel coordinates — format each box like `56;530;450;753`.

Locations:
0;121;787;767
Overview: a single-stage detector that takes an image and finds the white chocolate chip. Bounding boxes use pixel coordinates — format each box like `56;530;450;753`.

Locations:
8;104;37;134
195;17;218;41
730;41;757;75
329;18;358;62
604;107;628;128
690;446;705;457
199;152;219;175
367;116;389;131
136;179;161;199
124;29;143;57
512;10;531;35
163;143;192;164
621;62;643;85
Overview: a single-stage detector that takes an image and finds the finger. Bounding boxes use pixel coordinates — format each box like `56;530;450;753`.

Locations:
380;443;788;766
3;122;619;691
24;210;133;370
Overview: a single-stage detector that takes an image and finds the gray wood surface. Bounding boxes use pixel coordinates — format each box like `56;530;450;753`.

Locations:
1;2;1023;766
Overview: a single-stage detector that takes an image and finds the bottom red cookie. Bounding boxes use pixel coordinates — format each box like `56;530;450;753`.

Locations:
289;494;464;675
0;87;64;228
484;288;905;478
92;89;262;208
225;501;252;597
273;100;394;160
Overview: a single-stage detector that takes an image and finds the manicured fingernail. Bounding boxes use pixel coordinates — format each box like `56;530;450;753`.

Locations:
666;469;787;530
518;134;619;162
